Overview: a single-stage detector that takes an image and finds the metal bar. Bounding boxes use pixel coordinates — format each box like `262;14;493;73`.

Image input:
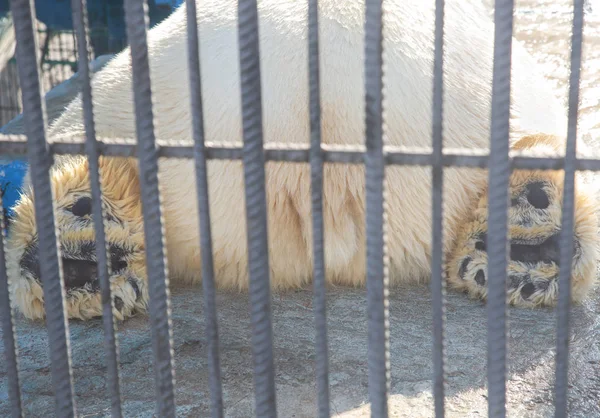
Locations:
308;0;331;415
184;0;225;416
554;1;585;416
487;0;514;416
236;0;278;416
122;0;177;416
0;195;23;418
70;0;123;415
364;0;390;416
431;0;446;416
9;0;77;416
3;135;600;170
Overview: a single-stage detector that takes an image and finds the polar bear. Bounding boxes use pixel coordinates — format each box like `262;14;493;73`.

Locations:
6;0;600;320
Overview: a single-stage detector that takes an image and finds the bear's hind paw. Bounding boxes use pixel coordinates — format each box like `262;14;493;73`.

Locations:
447;170;599;308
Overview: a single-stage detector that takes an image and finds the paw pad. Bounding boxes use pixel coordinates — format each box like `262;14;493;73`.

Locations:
520;282;536;300
474;270;486;286
459;257;471;280
525;182;550;209
114;296;124;311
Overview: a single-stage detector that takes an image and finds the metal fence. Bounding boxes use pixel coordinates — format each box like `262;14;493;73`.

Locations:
0;0;588;417
0;23;82;126
0;1;181;127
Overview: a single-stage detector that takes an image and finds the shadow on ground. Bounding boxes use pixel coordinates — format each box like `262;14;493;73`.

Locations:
1;284;599;417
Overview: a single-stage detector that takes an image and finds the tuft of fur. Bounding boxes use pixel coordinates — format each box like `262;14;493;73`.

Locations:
5;0;599;320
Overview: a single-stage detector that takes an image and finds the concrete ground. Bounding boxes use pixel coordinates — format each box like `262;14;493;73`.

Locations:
1;284;599;417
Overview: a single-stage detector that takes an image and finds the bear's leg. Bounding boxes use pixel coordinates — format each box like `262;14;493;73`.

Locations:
446;134;599;307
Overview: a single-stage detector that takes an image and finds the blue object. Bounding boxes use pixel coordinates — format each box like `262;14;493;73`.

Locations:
0;159;27;226
0;0;184;56
0;0;183;30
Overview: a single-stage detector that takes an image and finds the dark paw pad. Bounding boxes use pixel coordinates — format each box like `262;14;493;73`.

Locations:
114;296;124;311
62;258;101;291
459;257;471;280
510;234;560;265
508;275;552;302
525;182;550;210
24;243;131;293
511;181;551;210
127;277;141;299
520;282;536;299
474;270;486;286
474;233;562;268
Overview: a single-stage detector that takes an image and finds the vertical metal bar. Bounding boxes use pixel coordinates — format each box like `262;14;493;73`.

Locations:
364;0;390;417
0;195;23;418
71;0;123;415
236;0;278;416
487;0;514;417
308;0;331;415
122;0;176;416
554;1;585;416
9;0;77;416
184;0;225;416
431;0;446;416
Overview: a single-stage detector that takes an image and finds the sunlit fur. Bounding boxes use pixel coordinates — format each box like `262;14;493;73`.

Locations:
5;0;600;321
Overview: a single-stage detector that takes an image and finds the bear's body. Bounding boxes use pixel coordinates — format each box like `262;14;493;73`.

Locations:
7;0;599;320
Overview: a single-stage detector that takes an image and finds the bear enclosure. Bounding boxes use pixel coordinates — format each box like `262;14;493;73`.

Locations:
0;0;596;417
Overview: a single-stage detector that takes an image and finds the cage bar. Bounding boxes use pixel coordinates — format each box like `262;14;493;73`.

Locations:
430;0;446;416
307;0;331;416
9;0;77;416
554;1;585;416
184;0;225;416
308;0;331;418
0;195;23;418
70;0;124;415
364;0;391;416
122;0;177;416
236;0;278;416
4;134;600;171
486;0;514;416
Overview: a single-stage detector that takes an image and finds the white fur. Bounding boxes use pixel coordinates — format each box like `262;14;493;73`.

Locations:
44;0;572;289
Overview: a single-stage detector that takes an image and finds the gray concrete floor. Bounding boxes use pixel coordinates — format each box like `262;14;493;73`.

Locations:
2;284;599;417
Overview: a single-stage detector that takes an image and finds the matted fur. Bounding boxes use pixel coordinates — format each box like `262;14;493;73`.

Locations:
5;0;600;321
